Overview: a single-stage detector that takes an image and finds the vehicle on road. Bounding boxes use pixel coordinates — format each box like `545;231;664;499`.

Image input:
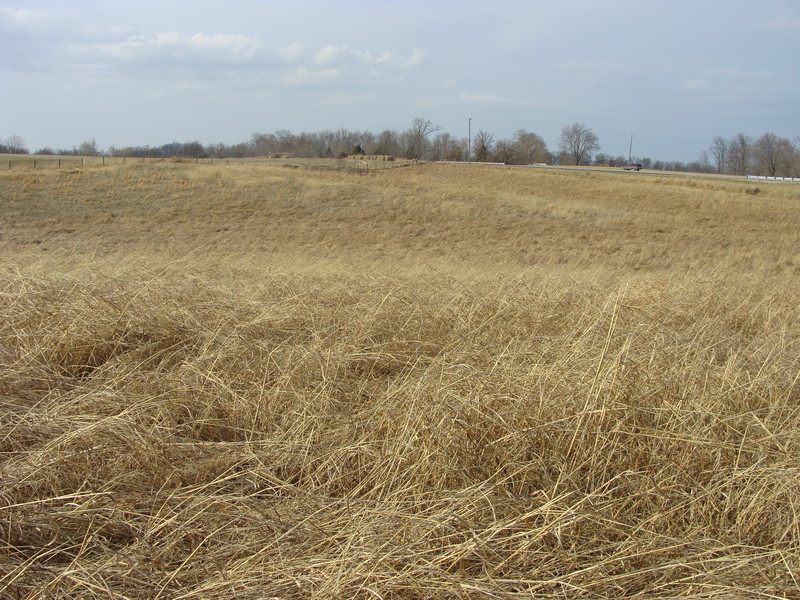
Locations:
622;163;643;171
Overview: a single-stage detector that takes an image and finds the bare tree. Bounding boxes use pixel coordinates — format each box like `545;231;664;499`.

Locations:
4;134;29;154
699;150;711;172
728;133;752;175
409;117;439;140
430;131;458;161
251;132;277;156
178;141;206;158
559;123;599;165
708;136;727;173
473;129;494;162
493;139;518;164
374;129;400;157
753;132;794;177
513;129;548;164
793;137;800;177
77;138;99;156
405;117;440;159
775;137;795;177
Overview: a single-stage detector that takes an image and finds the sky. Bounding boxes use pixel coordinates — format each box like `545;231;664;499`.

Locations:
2;0;799;162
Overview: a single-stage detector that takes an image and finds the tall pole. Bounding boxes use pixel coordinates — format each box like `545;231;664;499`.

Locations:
628;133;633;164
468;118;472;165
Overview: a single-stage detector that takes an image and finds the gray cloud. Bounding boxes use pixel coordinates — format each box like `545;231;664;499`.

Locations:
2;0;798;160
277;44;425;88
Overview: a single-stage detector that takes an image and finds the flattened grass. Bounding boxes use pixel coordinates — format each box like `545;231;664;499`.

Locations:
1;162;799;598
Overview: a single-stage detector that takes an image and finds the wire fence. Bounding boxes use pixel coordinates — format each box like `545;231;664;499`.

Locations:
3;155;417;174
3;155;248;170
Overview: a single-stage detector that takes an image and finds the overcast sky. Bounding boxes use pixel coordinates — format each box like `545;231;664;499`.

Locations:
2;0;798;161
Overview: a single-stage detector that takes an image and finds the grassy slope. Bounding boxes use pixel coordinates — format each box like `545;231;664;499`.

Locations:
1;162;799;599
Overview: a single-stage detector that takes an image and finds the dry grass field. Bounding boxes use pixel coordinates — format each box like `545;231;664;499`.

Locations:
1;160;799;599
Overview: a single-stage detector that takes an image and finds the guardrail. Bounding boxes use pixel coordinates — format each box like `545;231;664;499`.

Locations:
746;175;800;183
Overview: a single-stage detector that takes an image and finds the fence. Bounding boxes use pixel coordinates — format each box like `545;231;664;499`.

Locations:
3;155;415;173
3;156;245;170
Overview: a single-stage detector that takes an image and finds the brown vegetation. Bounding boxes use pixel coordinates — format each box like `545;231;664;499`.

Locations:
1;161;799;598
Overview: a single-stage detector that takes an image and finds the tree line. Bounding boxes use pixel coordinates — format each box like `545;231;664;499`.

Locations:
705;133;799;177
3;122;798;176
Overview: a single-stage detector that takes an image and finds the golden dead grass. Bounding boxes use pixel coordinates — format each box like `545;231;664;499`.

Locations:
1;162;799;598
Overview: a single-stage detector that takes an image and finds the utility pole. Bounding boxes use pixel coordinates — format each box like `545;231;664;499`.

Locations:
628;133;633;164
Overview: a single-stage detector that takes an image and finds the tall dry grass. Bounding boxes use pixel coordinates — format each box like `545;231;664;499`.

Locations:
1;162;799;598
